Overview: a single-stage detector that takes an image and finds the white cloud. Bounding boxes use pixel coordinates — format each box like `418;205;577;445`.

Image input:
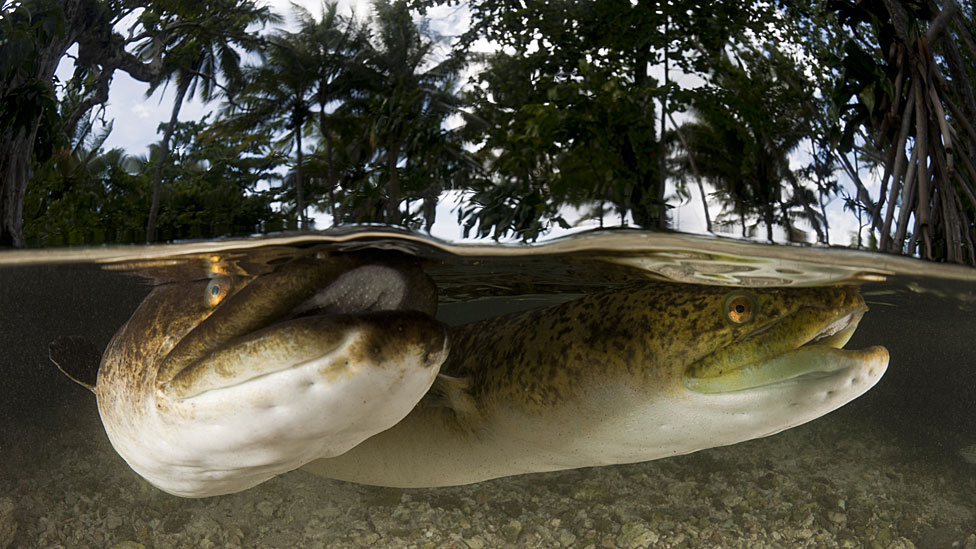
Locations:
97;74;210;154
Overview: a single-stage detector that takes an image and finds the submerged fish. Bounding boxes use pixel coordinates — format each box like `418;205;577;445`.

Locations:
51;254;888;497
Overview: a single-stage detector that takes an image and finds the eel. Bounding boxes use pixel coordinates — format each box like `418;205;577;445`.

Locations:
304;281;888;487
51;255;888;497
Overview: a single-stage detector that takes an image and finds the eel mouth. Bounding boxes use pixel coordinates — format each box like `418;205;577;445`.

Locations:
157;259;446;401
684;297;887;394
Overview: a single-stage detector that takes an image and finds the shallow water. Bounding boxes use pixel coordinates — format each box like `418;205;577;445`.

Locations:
0;229;974;548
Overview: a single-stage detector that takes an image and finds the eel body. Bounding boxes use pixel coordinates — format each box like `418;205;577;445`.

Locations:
52;255;888;496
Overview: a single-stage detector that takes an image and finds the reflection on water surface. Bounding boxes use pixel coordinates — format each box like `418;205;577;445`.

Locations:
0;229;974;548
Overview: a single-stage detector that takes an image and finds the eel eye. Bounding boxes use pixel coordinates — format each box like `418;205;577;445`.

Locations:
724;293;757;324
206;276;233;307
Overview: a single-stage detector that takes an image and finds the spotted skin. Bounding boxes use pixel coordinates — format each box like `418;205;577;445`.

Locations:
442;283;865;412
304;282;886;487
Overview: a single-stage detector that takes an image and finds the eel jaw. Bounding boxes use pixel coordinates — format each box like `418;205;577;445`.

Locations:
684;306;889;394
125;313;449;498
663;302;889;459
102;261;450;498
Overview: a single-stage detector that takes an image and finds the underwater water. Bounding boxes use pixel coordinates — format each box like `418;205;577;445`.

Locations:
0;228;974;548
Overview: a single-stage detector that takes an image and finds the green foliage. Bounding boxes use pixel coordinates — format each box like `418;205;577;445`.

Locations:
216;0;471;231
136;0;280;241
2;0;282;247
460;55;659;239
327;0;469;229
0;0;64;161
448;0;786;240
7;0;974;264
0;0;64;93
215;1;368;228
672;46;829;242
457;3;659;239
150;118;285;240
135;0;280;101
24;116;150;245
24;116;283;245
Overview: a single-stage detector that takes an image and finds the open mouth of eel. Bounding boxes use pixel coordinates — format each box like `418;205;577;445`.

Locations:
683;302;887;393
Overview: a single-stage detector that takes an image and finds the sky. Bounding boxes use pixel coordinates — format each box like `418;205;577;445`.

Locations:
54;0;872;245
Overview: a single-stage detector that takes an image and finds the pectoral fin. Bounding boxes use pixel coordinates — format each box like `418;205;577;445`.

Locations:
424;373;479;417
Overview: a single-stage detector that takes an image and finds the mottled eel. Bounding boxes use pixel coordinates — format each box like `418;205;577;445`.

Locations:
51;255;888;496
304;280;887;487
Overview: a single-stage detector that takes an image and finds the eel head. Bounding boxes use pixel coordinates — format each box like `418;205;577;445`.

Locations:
96;255;449;497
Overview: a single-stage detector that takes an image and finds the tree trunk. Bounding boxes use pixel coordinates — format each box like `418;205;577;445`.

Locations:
668;113;712;233
778;197;794;242
627;1;663;229
659;11;670;230
786;170;825;243
296;127;305;229
385;142;400;222
321;121;337;216
739;205;747;238
0;127;38;247
818;188;831;244
147;75;192;243
0;0;83;247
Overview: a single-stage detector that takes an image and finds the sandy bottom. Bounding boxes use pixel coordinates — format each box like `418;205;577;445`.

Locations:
1;399;974;549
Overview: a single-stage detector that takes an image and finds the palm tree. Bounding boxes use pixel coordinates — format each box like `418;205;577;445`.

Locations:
299;2;371;216
141;0;279;241
672;49;827;242
218;2;370;229
221;31;318;228
216;0;467;230
351;0;467;226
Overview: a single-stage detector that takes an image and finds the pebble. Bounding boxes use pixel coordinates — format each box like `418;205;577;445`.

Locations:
256;501;275;518
105;509;123;530
501;519;522;542
876;526;892;545
616;522;659;548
